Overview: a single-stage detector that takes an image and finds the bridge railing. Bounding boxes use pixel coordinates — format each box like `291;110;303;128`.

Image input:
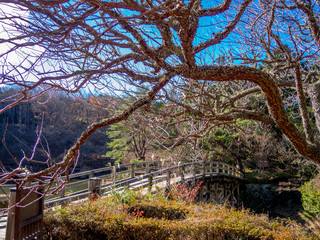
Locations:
52;161;243;205
96;161;243;197
0;160;243;206
44;160;172;205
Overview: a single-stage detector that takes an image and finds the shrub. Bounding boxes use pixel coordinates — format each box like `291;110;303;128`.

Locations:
300;174;320;237
167;181;203;204
43;196;315;240
300;175;320;218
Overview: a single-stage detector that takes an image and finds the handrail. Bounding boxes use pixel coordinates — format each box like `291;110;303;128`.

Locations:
0;160;171;190
0;160;243;205
43;160;243;206
58;160;171;180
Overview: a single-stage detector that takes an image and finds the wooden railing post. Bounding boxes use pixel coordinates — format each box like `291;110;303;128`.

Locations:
180;166;185;182
198;184;204;202
146;162;150;174
130;164;135;178
88;177;102;196
218;162;222;174
166;171;171;187
6;186;44;240
89;170;94;179
215;162;218;174
59;188;65;198
148;175;153;192
6;188;15;240
202;162;206;177
192;164;196;180
112;166;116;184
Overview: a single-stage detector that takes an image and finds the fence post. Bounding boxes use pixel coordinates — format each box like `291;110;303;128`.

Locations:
218;162;221;175
6;188;16;240
112;166;116;184
88;177;102;197
198;184;204;202
130;164;135;178
192;164;196;180
148;175;153;192
6;185;44;240
166;171;171;187
209;162;213;174
180;166;185;182
89;170;94;178
202;162;206;177
146;162;150;174
59;187;65;198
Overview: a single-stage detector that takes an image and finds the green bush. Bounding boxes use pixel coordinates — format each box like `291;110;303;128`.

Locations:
300;175;320;218
43;196;314;240
299;175;320;237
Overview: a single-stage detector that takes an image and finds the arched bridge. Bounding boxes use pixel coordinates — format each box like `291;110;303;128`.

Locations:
43;160;244;206
0;161;244;239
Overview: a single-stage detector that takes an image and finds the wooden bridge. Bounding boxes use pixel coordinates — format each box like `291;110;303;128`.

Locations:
45;160;244;206
0;160;243;239
0;160;243;207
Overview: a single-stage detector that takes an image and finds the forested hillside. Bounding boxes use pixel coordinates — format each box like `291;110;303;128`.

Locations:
0;87;114;172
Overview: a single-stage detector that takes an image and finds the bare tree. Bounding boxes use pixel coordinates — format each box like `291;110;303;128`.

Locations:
233;0;320;160
0;0;319;194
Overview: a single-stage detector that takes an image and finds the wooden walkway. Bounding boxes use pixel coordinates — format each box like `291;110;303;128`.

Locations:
0;160;243;239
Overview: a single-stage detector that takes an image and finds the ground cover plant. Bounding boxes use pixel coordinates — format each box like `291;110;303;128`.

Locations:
43;188;316;240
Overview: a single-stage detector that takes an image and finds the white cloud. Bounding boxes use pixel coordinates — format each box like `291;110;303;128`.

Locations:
0;3;49;85
0;3;30;63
